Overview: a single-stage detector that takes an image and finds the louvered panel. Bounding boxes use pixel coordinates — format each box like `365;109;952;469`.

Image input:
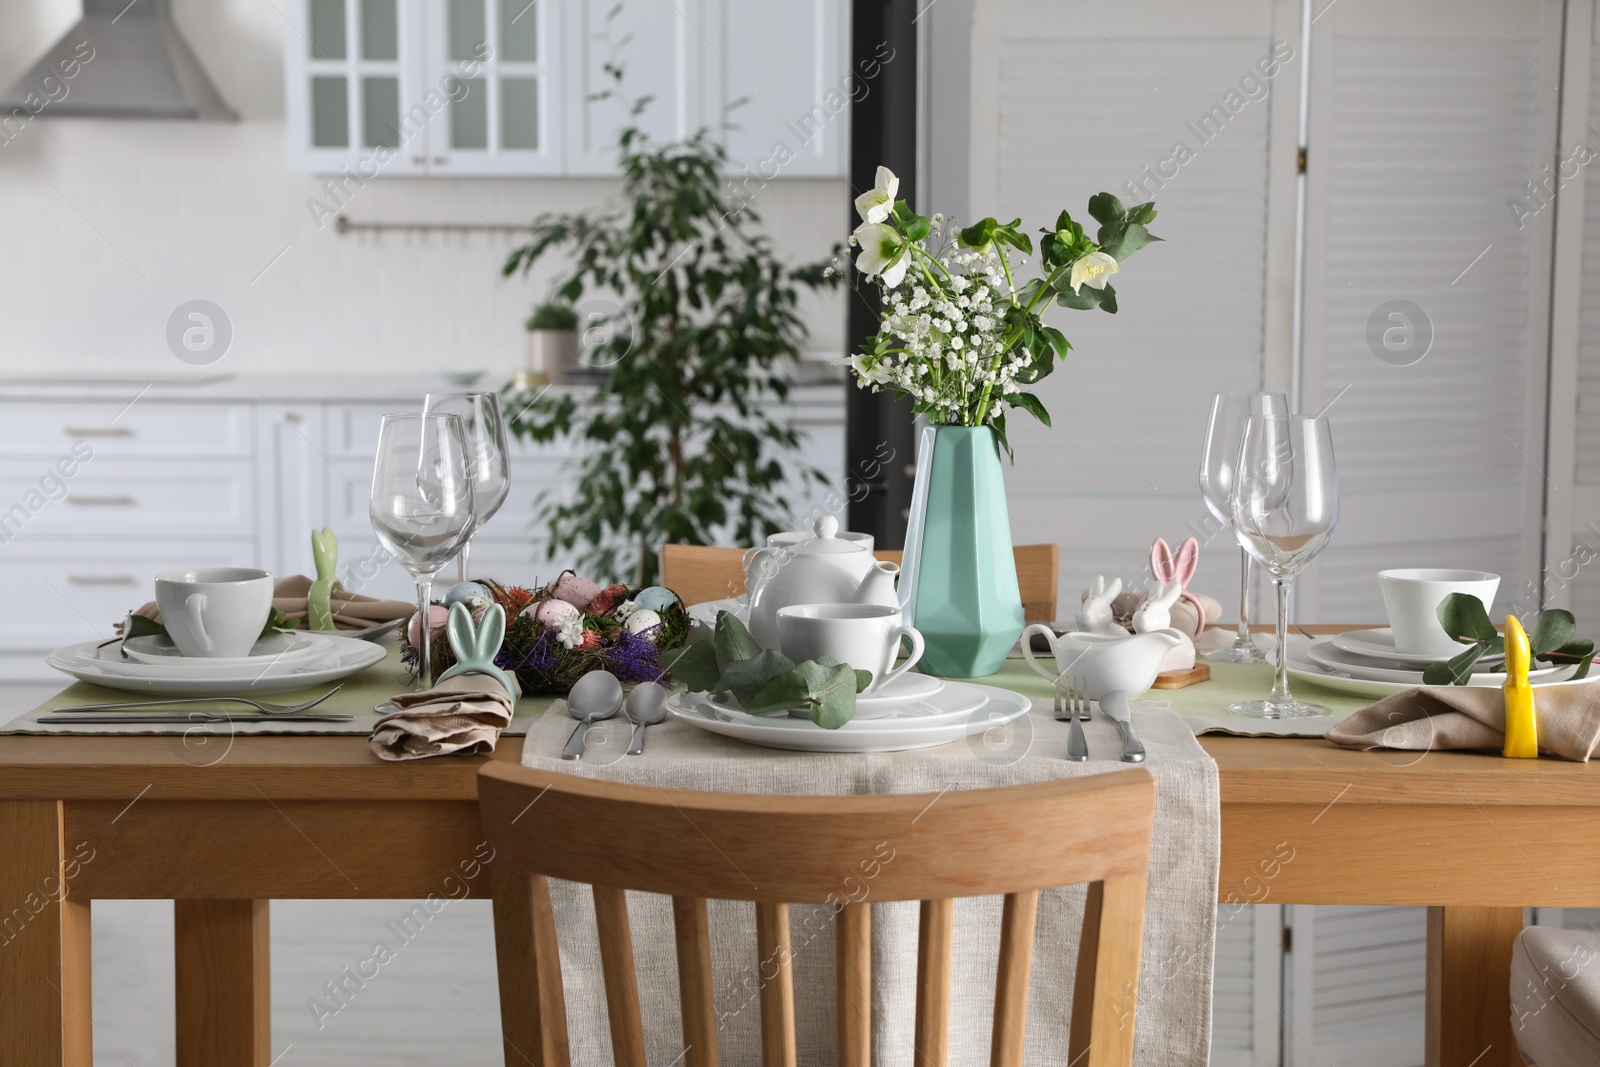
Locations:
1287;905;1426;1067
1572;27;1600;486
1211;910;1260;1054
995;36;1276;482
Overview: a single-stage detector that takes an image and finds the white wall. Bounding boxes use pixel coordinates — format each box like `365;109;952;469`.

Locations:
0;0;848;379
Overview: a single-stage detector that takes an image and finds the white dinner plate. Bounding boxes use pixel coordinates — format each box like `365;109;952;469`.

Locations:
122;630;326;668
667;684;1030;753
706;676;983;728
46;635;388;694
1286;643;1582;698
1327;627;1500;667
1305;638;1561;686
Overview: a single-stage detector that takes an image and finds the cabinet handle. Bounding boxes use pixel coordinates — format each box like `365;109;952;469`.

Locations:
432;156;447;164
63;427;132;438
412;155;427;165
66;575;137;586
283;412;303;425
66;495;137;507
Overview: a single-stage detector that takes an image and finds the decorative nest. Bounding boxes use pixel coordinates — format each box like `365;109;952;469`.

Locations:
400;575;689;694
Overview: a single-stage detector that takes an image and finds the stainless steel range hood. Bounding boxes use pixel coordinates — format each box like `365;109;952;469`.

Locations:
0;0;236;121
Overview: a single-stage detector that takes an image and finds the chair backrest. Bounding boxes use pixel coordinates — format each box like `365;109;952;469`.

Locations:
659;542;1061;622
478;763;1155;1067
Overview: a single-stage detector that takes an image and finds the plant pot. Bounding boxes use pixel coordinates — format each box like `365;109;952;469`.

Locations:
898;424;1025;678
525;328;577;382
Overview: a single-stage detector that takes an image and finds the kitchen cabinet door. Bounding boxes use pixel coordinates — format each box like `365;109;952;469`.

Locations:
284;0;433;175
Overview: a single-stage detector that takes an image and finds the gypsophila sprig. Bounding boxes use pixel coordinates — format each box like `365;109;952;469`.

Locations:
838;167;1160;457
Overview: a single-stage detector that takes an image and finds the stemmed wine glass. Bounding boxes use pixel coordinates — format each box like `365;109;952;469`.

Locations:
370;413;476;689
1199;391;1289;662
1228;414;1340;719
423;392;510;583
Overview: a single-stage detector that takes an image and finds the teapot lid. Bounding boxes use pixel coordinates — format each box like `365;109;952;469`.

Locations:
792;514;865;556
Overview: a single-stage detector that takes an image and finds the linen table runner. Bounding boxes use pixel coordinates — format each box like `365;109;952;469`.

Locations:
520;697;1220;1067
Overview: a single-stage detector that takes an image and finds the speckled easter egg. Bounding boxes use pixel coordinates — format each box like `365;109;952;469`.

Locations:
443;581;491;609
532;599;581;630
623;608;663;639
631;586;680;613
548;574;602;610
407;605;450;647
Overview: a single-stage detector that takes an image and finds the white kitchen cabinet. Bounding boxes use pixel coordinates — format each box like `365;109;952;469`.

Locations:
283;0;848;177
0;380;845;681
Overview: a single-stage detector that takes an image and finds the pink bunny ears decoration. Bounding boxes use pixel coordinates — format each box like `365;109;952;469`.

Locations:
1150;537;1205;632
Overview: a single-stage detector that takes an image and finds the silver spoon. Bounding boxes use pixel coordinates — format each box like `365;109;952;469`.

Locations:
623;684;669;755
562;670;623;760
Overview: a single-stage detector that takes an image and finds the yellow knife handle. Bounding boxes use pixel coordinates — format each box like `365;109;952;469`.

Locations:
1502;615;1538;758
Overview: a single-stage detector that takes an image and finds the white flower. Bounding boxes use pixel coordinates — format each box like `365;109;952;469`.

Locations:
853;166;900;224
615;599;638;619
1070;251;1120;293
853;222;910;288
844;352;891;385
556;616;586;649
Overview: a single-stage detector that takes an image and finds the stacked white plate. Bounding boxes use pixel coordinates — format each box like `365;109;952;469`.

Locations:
1287;628;1579;698
46;631;388;695
667;672;1031;753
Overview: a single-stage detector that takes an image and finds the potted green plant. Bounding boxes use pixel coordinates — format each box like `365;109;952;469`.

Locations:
523;301;578;384
500;87;839;586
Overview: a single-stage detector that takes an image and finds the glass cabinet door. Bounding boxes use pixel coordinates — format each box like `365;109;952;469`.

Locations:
424;0;560;174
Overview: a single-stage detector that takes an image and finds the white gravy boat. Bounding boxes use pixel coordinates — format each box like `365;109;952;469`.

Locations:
1020;625;1185;699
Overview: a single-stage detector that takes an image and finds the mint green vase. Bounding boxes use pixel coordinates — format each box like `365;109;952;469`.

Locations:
898;425;1025;678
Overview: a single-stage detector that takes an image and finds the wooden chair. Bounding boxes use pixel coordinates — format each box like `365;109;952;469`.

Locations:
479;762;1155;1067
659;542;1061;622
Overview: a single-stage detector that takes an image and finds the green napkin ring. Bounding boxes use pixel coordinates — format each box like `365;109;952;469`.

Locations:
308;527;340;632
437;602;516;697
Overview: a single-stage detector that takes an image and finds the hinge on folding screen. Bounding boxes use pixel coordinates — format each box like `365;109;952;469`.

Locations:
1281;925;1293;954
1297;146;1308;175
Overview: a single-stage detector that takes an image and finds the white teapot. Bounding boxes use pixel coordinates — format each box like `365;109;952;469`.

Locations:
744;515;900;649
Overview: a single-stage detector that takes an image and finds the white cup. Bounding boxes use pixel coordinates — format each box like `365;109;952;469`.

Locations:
776;603;924;693
154;567;275;658
1378;568;1501;657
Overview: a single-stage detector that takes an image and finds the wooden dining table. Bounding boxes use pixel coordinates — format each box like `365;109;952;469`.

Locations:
3;641;1595;1067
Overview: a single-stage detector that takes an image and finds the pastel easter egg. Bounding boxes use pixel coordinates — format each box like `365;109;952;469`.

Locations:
443;581;491;609
623;608;663;638
548;574;602;610
407;605;450;647
533;599;581;630
632;586;680;613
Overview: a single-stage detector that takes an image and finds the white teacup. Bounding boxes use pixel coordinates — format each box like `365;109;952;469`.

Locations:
1378;568;1501;657
154;567;275;658
776;603;924;693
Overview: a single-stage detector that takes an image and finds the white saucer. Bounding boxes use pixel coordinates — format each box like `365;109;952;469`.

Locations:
1306;637;1558;686
1287;642;1581;698
122;631;323;668
1328;627;1499;667
46;635;387;694
667;684;1029;753
706;676;981;727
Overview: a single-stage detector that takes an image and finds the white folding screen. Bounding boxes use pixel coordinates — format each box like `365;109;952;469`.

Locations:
1296;0;1561;623
968;0;1302;614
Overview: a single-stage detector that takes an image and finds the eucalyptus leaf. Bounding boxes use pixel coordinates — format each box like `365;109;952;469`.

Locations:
713;611;761;673
1127;202;1158;225
662;639;720;691
723;649;798;707
1435;593;1497;643
854;669;873;693
1531;609;1576;655
1087;192;1126;225
124;614;166;640
1422;641;1487;686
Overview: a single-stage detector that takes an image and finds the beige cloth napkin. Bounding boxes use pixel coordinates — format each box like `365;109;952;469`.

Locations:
369;673;520;761
134;575;415;632
1326;681;1600;761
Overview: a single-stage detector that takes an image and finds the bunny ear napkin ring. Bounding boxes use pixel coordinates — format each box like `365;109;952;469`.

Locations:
436;601;517;697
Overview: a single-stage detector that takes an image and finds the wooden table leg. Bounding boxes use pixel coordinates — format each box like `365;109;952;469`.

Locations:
1426;905;1524;1067
0;800;93;1067
175;899;271;1067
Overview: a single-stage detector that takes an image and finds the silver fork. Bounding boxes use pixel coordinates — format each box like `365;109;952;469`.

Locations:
1065;675;1089;762
49;684;346;716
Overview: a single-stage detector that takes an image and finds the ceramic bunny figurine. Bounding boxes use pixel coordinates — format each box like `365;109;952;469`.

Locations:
1149;537;1205;632
1075;576;1130;636
437;601;517;697
1133;579;1196;672
307;527;340;632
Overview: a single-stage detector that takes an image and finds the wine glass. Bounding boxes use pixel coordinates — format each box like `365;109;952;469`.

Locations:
1198;391;1289;662
1228;414;1339;719
423;392;510;583
370;413;476;689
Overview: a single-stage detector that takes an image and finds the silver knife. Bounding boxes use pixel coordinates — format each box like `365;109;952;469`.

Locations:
1098;690;1146;763
36;713;354;724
